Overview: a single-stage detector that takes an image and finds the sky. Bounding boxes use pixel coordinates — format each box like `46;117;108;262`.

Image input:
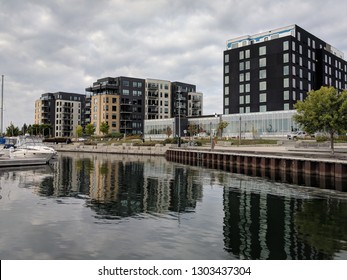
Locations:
1;0;347;129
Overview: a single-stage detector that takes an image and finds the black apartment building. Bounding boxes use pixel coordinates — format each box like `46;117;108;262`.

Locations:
86;76;145;135
171;81;196;117
223;24;347;115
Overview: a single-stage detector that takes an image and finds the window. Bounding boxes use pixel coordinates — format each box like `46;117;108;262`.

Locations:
224;76;229;84
225;54;229;63
225;86;229;95
259;46;266;56
122;89;129;95
239;84;244;93
292;53;296;63
259;69;266;79
292;41;296;51
259;57;266;67
259;93;267;102
239;107;244;113
239;51;244;60
284;78;289;88
245;49;250;58
225;65;229;74
283;53;289;63
292;66;296;76
283;90;289;100
245;61;250;70
122;80;129;86
245;95;250;104
284;103;290;110
239;62;244;71
245;107;250;113
259;81;267;91
224;97;229;105
283;41;289;51
239;73;244;82
245;84;250;92
239;96;244;104
259;105;267;112
283;65;289;75
299;45;302;54
245;72;250;81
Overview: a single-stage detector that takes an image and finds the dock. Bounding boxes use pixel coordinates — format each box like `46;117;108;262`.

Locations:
0;157;50;167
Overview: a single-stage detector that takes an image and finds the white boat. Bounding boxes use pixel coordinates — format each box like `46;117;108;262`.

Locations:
0;135;57;163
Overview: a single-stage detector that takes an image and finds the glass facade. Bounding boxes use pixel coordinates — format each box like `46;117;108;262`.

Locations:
145;110;297;139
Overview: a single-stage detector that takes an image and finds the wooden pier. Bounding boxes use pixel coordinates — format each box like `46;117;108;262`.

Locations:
165;148;347;192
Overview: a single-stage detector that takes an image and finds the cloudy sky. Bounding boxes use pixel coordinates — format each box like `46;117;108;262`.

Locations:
1;0;347;129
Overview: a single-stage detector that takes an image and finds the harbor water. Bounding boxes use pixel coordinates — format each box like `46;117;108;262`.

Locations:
0;152;347;260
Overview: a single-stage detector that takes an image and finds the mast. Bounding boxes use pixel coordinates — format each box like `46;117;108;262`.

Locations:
1;75;3;135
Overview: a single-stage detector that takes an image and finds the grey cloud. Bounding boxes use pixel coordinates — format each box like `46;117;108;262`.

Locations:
1;0;347;127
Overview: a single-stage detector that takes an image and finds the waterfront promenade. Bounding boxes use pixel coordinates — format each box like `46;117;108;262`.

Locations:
53;140;347;161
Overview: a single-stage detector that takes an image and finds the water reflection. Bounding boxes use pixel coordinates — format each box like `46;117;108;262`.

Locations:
1;152;347;259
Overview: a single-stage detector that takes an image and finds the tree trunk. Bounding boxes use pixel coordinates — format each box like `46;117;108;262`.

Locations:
330;132;334;154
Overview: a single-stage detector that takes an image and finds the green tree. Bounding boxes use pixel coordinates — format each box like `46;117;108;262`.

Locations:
166;126;172;138
294;86;347;153
85;123;96;136
21;123;28;135
218;121;229;139
187;123;198;137
76;125;83;138
6;122;20;136
100;122;109;135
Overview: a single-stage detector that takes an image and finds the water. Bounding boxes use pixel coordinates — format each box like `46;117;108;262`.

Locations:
0;152;347;260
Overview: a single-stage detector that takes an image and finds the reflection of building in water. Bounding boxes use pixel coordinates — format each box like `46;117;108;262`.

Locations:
142;157;203;213
50;154;91;196
49;153;204;216
89;157;120;202
222;176;328;259
142;157;174;213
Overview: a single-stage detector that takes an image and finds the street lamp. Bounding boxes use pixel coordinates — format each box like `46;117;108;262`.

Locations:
178;94;181;147
239;116;242;145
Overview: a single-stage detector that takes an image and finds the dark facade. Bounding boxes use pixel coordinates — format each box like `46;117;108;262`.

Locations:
86;76;145;135
171;82;196;117
223;25;347;114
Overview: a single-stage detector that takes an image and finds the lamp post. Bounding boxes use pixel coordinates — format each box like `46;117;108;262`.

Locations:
239;116;242;146
1;75;3;136
178;94;181;147
210;121;212;150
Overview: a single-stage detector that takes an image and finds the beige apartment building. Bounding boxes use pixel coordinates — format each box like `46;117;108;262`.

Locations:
91;94;120;135
35;92;86;137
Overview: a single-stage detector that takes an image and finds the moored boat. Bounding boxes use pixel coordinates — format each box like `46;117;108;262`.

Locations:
0;134;57;166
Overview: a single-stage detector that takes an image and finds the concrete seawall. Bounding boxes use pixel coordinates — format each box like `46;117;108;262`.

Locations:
165;147;347;192
54;143;169;156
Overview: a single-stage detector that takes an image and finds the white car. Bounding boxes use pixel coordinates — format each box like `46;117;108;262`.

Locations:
287;131;309;140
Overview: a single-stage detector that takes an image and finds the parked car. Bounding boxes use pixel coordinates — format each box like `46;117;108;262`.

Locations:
287;131;312;140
